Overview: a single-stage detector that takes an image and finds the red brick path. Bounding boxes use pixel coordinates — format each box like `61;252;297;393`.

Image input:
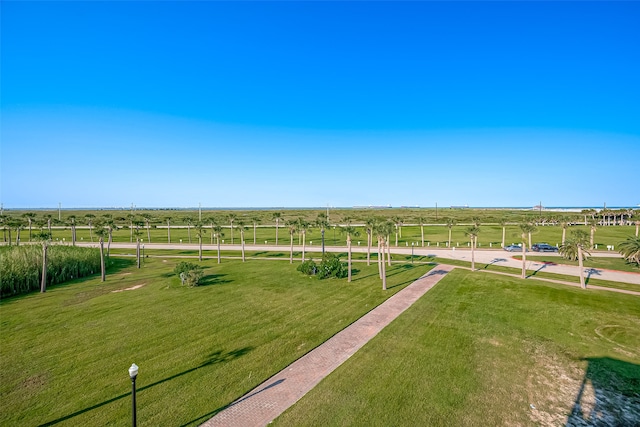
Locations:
201;265;454;427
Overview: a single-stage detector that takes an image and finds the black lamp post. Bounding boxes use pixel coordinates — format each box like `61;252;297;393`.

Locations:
129;363;138;427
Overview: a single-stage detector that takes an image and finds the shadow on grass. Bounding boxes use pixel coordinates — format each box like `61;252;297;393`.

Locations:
566;357;640;426
199;274;232;286
527;261;556;278
38;347;253;426
585;268;601;286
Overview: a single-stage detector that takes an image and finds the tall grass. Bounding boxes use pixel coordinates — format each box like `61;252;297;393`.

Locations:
0;245;101;297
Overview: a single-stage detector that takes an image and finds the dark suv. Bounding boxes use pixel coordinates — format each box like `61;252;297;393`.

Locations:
532;243;558;252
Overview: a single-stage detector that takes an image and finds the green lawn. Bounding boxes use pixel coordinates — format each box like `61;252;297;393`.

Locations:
0;257;427;426
513;255;640;274
274;269;640;426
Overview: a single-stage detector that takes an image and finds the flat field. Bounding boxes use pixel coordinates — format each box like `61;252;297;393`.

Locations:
0;257;425;426
274;269;640;426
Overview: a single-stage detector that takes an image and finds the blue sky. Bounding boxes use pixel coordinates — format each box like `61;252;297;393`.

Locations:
2;1;639;208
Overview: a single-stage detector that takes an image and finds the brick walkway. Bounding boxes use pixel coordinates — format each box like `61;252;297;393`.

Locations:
201;265;454;427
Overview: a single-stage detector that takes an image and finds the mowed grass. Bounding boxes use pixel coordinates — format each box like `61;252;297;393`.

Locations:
273;269;640;426
0;257;428;426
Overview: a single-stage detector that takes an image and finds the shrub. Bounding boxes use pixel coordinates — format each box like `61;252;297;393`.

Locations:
297;260;317;276
174;262;204;287
0;245;101;297
317;253;347;280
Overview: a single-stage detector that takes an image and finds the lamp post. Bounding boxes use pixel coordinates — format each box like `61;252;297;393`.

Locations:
128;363;138;427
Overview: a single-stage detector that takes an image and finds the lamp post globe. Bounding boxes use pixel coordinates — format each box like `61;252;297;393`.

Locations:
129;364;139;426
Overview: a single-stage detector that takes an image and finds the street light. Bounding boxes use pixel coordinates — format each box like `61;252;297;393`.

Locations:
128;363;138;427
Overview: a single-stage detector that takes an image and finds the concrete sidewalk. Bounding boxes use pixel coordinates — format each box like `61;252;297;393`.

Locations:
200;265;454;427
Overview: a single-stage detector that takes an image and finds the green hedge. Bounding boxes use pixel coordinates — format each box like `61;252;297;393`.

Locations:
0;245;101;297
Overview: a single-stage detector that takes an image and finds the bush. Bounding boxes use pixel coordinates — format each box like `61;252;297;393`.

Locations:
297;260;317;276
0;245;101;297
174;262;204;287
317;253;347;280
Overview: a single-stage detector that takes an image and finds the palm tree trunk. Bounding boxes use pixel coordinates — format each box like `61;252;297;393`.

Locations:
275;220;279;245
377;240;383;279
217;236;221;264
528;232;532;249
302;232;306;261
521;239;527;279
562;228;566;245
146;222;151;243
130;221;133;243
578;246;585;289
290;234;294;264
501;226;506;248
253;224;257;245
28;220;32;242
40;243;48;293
241;232;246;262
347;236;352;282
421;224;425;247
395;230;398;247
16;228;21;245
367;233;371;266
72;225;76;246
381;240;387;290
187;224;192;243
471;237;475;271
7;228;12;246
89;222;93;242
448;228;452;248
590;228;595;249
387;235;391;266
99;239;106;282
167;220;172;243
107;231;112;258
136;239;141;268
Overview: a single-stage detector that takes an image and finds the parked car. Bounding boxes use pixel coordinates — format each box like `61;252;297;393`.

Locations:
532;243;558;252
504;244;526;252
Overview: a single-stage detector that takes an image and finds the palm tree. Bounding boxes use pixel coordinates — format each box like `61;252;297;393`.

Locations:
44;214;53;235
12;218;24;246
183;216;194;243
235;219;247;262
35;231;52;292
587;218;597;249
133;227;143;268
374;220;392;290
228;213;237;244
287;220;298;264
498;217;507;248
635;220;639;238
273;212;282;245
518;222;536;279
0;214;8;243
22;212;37;242
526;220;536;249
68;215;77;246
94;223;108;282
364;217;375;266
165;216;173;244
559;216;570;245
298;218;310;262
85;214;95;242
212;224;224;263
559;230;590;289
251;216;261;245
465;225;480;271
445;218;456;248
141;213;153;243
416;215;427;247
618;236;640;267
316;213;329;254
194;222;206;261
127;213;135;242
342;225;360;282
102;215;117;259
391;216;402;246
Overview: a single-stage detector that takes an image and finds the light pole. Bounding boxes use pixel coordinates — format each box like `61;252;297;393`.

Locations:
128;363;138;427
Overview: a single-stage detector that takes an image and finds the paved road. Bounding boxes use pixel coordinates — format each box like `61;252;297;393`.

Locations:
80;241;640;285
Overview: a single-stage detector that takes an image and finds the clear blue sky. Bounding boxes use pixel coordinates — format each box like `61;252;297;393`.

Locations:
2;1;639;209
